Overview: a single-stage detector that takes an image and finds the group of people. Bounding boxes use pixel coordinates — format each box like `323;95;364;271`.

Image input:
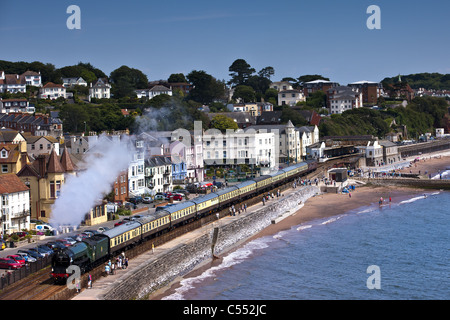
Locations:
104;252;128;276
229;203;247;216
262;189;282;205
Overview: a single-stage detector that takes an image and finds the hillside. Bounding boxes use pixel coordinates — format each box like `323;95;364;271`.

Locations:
381;73;450;90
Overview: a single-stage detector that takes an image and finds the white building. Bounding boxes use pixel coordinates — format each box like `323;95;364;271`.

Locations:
39;82;67;100
245;121;319;164
270;81;295;92
203;128;276;169
62;77;88;87
89;78;111;100
128;138;145;196
145;156;173;194
21;71;42;87
0;173;31;234
328;86;363;114
0;99;32;114
0;71;26;94
278;89;305;106
135;85;172;99
26;136;60;159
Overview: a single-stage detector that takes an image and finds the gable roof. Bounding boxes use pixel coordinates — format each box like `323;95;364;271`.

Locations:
0;173;29;194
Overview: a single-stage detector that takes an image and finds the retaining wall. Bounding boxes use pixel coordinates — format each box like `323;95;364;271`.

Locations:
357;178;450;190
101;186;319;300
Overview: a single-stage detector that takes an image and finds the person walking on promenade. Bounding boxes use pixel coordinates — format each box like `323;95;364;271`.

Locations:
262;196;265;206
244;203;247;212
124;257;129;269
88;274;92;289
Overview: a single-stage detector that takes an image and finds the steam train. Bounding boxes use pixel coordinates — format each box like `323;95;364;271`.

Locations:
51;160;317;282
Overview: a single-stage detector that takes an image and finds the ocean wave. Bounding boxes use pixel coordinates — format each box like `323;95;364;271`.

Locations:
297;225;313;231
162;238;272;300
321;216;343;225
400;195;427;204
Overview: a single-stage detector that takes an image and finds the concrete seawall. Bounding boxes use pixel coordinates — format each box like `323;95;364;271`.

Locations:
356;178;450;190
99;186;319;300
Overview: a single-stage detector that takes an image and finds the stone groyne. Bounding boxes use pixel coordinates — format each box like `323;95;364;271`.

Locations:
100;186;319;300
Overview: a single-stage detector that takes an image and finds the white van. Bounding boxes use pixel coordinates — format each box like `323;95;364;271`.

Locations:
35;224;54;232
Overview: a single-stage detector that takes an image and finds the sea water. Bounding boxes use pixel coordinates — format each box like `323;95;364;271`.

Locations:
163;191;449;300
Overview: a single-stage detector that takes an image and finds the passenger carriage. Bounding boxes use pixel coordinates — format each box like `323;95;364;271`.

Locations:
103;221;142;256
234;180;256;201
136;210;173;240
214;186;239;208
162;201;197;227
191;193;219;218
253;175;272;193
266;169;287;189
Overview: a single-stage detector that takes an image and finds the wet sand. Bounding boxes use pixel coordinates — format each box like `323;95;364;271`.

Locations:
149;154;450;300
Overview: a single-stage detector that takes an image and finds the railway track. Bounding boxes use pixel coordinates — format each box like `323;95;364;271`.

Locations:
0;266;66;300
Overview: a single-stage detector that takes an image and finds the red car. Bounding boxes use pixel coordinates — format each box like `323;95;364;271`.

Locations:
172;194;183;201
56;239;72;247
7;255;26;266
0;258;22;269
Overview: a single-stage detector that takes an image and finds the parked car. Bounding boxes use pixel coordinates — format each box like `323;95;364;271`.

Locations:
154;194;168;201
172;194;183;201
126;196;143;204
83;230;100;236
15;252;37;263
114;220;125;227
63;237;77;245
143;197;153;204
7;255;26;266
97;226;110;233
10;231;28;239
18;249;44;260
43;242;62;253
0;258;22;270
34;224;54;233
124;202;137;210
55;239;72;247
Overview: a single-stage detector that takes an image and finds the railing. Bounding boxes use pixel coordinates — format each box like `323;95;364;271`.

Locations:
0;256;52;291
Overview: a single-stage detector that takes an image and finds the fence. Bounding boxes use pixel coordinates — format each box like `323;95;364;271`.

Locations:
0;256;52;291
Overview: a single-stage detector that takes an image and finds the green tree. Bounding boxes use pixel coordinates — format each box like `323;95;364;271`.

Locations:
228;59;255;87
232;85;256;103
110;65;148;98
168;73;187;83
210;114;239;131
186;70;225;104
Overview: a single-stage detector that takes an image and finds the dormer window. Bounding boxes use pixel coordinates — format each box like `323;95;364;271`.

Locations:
0;149;8;158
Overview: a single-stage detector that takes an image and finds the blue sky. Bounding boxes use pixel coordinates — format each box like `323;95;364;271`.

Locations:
1;0;449;85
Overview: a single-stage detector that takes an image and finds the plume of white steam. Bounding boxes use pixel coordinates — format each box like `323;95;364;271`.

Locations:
49;135;134;228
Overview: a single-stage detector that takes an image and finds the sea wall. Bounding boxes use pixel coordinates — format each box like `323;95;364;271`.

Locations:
358;178;450;190
101;186;319;300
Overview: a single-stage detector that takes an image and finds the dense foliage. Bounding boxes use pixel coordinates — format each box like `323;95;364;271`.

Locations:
319;96;448;139
382;73;450;90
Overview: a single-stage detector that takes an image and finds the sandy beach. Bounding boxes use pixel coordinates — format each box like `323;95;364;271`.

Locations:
149;154;450;300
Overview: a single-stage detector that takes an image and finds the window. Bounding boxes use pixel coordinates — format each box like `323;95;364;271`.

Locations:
1;165;8;173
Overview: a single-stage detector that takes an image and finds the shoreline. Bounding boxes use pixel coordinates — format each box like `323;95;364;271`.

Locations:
149;154;450;300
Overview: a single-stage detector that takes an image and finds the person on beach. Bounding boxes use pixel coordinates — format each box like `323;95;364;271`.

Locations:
349;192;351;198
88;274;92;289
262;196;265;206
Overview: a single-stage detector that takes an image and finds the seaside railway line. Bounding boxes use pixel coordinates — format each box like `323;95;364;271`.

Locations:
0;160;319;300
